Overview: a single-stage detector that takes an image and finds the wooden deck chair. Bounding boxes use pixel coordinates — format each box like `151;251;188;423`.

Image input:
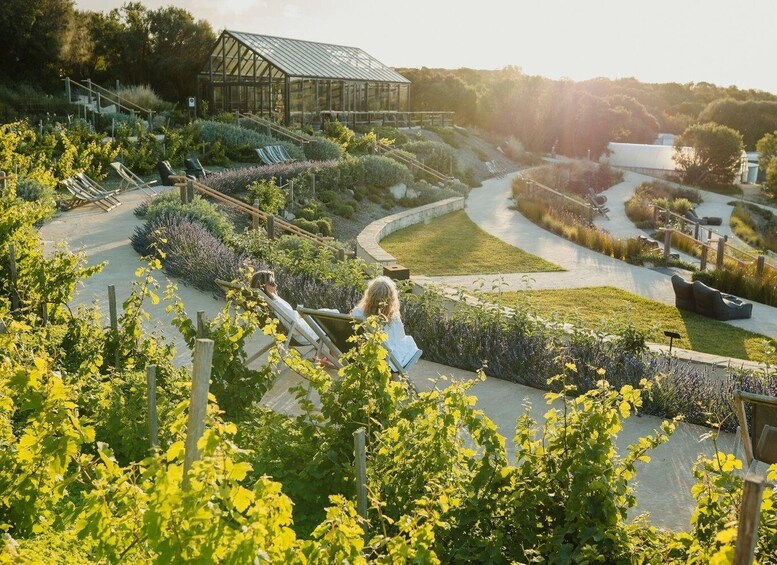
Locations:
61;178;120;212
75;173;122;209
110;162;158;196
215;279;321;365
256;147;275;165
297;307;417;377
276;145;295;162
735;391;777;474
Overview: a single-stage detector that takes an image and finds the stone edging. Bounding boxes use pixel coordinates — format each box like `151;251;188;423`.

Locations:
356;197;465;266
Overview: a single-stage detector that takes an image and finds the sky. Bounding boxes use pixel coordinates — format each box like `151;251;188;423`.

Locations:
74;0;777;94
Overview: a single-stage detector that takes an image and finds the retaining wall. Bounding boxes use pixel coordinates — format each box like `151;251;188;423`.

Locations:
356;197;465;265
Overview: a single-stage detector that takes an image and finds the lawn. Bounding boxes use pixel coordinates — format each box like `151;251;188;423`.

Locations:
486;286;777;363
380;210;563;275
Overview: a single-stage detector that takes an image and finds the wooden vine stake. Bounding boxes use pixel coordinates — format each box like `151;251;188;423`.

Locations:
733;472;766;565
108;285;120;369
353;427;368;523
196;310;207;338
147;364;158;449
183;338;214;489
8;244;19;312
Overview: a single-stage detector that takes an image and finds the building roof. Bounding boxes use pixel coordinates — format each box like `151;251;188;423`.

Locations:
226;31;410;83
603;142;691;171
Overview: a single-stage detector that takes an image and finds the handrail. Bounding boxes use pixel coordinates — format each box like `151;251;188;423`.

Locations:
374;142;455;184
237;112;310;146
66;77;155;119
171;176;338;252
517;175;594;217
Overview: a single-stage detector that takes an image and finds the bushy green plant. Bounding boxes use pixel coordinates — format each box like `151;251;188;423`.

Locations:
303;137;342;161
116;123;165;174
143;192;233;240
15;177;56;217
113;84;172;113
359;155;413;189
402;140;457;178
247;177;286;215
197;120;304;162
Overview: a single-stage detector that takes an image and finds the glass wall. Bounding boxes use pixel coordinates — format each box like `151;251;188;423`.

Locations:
199;32;410;127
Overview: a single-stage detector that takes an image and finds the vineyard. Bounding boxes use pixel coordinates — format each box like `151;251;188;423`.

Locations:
2;166;777;562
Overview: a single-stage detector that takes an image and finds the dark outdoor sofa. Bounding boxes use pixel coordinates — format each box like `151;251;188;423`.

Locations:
686;209;723;226
671;275;752;320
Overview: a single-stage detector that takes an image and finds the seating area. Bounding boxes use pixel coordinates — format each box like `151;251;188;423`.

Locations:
256;145;295;166
297;307;420;377
110;162;158;196
671;275;753;320
586;191;610;219
185;157;211;179
61;176;122;212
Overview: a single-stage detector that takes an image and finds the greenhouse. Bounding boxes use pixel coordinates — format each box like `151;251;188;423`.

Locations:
198;31;411;127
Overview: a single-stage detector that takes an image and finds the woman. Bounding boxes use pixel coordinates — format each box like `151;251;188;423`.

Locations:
250;270;319;345
351;276;422;372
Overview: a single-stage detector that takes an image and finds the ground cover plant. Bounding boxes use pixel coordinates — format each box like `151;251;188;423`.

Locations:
486;286;777;363
625;180;702;229
512;176;648;262
380;209;563;275
730;201;777;253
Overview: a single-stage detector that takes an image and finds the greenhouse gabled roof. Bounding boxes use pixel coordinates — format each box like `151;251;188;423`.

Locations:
226;31;410;83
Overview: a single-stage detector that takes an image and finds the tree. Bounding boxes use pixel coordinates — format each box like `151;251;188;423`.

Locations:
146;7;215;102
0;0;74;86
757;131;777;197
674;122;744;187
699;98;777;150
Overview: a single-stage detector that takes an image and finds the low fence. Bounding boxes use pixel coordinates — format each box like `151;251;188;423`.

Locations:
515;175;597;220
171;176;345;257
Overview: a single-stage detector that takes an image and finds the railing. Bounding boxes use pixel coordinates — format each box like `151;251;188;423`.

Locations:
65;77;155;126
236;112;310;146
516;176;597;220
314;110;454;128
653;204;776;272
374;142;455;184
171;176;341;254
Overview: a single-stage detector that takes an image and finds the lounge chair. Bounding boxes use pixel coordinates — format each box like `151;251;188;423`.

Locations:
587;187;607;206
215;279;320;365
587;193;610;219
184;157;211;179
255;147;275;165
61;177;121;212
157;160;178;186
110;162;158;196
735;391;777;472
297;307;421;379
691;280;752;321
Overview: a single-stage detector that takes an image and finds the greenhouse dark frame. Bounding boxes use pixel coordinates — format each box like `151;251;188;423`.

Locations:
198;31;411;128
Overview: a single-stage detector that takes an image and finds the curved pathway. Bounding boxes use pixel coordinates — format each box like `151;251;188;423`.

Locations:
39;183;735;532
414;171;777;339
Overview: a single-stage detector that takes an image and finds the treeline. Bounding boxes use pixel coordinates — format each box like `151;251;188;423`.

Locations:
1;0;214;103
399;66;777;156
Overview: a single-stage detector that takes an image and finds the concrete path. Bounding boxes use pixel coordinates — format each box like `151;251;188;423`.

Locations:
39;185;737;532
418;171;777;339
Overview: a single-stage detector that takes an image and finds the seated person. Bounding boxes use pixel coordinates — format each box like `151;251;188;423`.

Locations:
250;270;319;344
351;276;422;372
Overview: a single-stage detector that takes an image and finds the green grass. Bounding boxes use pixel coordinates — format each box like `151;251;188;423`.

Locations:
486;286;777;363
380;210;563;275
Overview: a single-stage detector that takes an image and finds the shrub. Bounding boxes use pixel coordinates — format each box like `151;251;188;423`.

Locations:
247;177;286;215
15;177;56;218
292;218;321;234
402;140;457;178
197;120;304;161
206;160;340;194
113;84;173;112
303;137;342;161
359;155;412;189
142;192;233;240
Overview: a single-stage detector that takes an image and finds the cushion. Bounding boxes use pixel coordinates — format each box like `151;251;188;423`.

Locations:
692;280;720;318
671;275;696;312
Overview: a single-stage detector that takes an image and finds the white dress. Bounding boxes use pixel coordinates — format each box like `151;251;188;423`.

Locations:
351;306;422;371
272;295;319;344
